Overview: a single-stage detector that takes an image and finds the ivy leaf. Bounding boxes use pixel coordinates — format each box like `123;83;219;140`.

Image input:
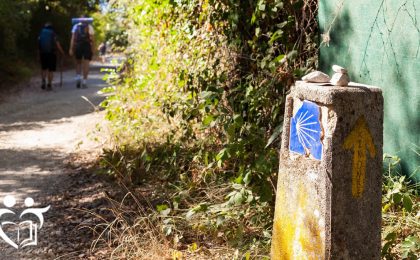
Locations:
203;115;215;126
392;193;402;204
402;195;413;212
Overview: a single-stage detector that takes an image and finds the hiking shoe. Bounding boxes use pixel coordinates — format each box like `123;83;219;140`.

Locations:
81;79;88;88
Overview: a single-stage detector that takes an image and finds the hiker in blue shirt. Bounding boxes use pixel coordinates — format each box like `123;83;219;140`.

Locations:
69;17;95;88
38;22;65;91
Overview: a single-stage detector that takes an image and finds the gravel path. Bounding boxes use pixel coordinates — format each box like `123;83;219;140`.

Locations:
0;62;114;259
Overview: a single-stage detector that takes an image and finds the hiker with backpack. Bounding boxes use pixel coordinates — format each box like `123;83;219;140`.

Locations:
98;42;107;63
38;22;65;91
69;17;95;88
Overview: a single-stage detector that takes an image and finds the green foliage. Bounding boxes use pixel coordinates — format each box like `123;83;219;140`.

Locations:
91;8;128;50
100;0;318;252
382;154;419;260
98;1;420;257
0;1;32;55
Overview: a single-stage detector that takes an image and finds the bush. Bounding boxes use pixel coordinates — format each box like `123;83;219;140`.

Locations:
98;1;420;257
99;0;318;255
101;0;318;194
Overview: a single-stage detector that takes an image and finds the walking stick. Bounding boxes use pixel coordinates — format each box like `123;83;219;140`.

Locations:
59;55;63;87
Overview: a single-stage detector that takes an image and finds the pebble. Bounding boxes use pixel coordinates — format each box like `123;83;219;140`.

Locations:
332;64;347;74
330;72;350;86
301;71;330;83
330;64;350;86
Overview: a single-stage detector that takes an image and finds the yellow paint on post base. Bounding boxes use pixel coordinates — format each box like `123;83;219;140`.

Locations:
271;182;324;260
343;116;376;198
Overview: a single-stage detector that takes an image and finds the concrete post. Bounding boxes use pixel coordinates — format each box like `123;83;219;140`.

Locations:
271;81;383;259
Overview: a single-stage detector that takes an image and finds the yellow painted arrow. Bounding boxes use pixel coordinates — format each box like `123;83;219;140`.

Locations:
343;116;376;198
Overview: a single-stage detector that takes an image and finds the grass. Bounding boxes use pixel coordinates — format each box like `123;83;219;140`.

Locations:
91;191;171;259
91;189;264;259
91;142;271;259
89;150;420;259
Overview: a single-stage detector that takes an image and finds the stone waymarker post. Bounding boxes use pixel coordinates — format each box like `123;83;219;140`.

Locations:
271;81;383;259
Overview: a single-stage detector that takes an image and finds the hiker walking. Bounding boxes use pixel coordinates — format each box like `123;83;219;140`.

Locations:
98;42;107;63
38;22;65;91
69;17;95;88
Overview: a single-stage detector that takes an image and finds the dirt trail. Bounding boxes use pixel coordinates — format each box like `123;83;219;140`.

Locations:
0;61;114;259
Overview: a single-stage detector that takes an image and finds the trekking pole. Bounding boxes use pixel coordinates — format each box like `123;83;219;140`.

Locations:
60;54;63;87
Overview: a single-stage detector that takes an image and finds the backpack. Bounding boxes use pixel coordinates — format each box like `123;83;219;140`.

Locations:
99;43;106;53
75;23;90;45
39;28;55;53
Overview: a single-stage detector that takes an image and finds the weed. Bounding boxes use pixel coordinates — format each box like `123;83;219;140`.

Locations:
382;154;419;260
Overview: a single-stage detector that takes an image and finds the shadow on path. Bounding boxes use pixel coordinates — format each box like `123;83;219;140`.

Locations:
0;61;117;259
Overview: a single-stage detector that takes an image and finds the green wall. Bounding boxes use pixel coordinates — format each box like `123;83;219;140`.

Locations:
319;0;420;180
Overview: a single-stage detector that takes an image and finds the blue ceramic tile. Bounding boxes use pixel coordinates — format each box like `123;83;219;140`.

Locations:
289;100;323;160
